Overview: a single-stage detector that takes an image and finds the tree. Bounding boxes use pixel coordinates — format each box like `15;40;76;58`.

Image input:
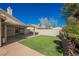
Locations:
40;17;49;27
62;3;79;30
61;3;79;24
49;20;57;27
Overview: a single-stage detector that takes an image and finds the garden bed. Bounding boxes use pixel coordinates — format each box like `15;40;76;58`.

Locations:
59;31;79;56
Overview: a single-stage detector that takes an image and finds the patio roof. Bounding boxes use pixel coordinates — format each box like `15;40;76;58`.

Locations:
0;15;6;21
0;8;26;26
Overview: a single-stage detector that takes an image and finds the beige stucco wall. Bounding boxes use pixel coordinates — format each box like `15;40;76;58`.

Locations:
35;28;61;36
24;29;30;34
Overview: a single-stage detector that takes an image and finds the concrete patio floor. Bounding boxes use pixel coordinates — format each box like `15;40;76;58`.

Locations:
0;42;43;56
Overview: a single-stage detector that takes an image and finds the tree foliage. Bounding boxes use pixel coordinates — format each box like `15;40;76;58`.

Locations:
62;4;79;19
62;3;79;34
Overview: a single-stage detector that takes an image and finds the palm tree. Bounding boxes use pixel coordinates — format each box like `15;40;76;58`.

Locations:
62;3;79;24
61;3;79;33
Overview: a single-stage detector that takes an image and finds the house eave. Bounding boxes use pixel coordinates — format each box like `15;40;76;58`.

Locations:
0;8;26;26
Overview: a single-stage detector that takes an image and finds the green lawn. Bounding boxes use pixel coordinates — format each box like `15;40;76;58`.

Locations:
19;35;63;56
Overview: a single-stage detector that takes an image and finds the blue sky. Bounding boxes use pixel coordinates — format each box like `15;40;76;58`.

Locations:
0;3;66;26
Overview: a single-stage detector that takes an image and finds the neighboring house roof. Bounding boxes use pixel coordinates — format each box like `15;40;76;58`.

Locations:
0;8;26;26
30;24;40;28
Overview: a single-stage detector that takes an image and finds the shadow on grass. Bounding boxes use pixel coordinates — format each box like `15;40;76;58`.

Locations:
53;40;63;53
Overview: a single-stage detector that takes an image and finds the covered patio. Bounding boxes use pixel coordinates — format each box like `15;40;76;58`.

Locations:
0;9;26;47
0;14;6;47
6;32;33;46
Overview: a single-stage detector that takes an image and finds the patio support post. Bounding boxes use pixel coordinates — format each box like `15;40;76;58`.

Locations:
33;27;35;36
4;24;7;43
0;19;2;46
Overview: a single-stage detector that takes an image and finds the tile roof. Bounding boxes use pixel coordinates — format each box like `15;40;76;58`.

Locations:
0;8;26;26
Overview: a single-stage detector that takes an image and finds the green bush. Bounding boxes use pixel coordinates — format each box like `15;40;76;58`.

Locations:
64;22;79;34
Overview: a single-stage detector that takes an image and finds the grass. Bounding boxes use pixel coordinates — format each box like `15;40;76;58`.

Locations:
19;35;63;56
